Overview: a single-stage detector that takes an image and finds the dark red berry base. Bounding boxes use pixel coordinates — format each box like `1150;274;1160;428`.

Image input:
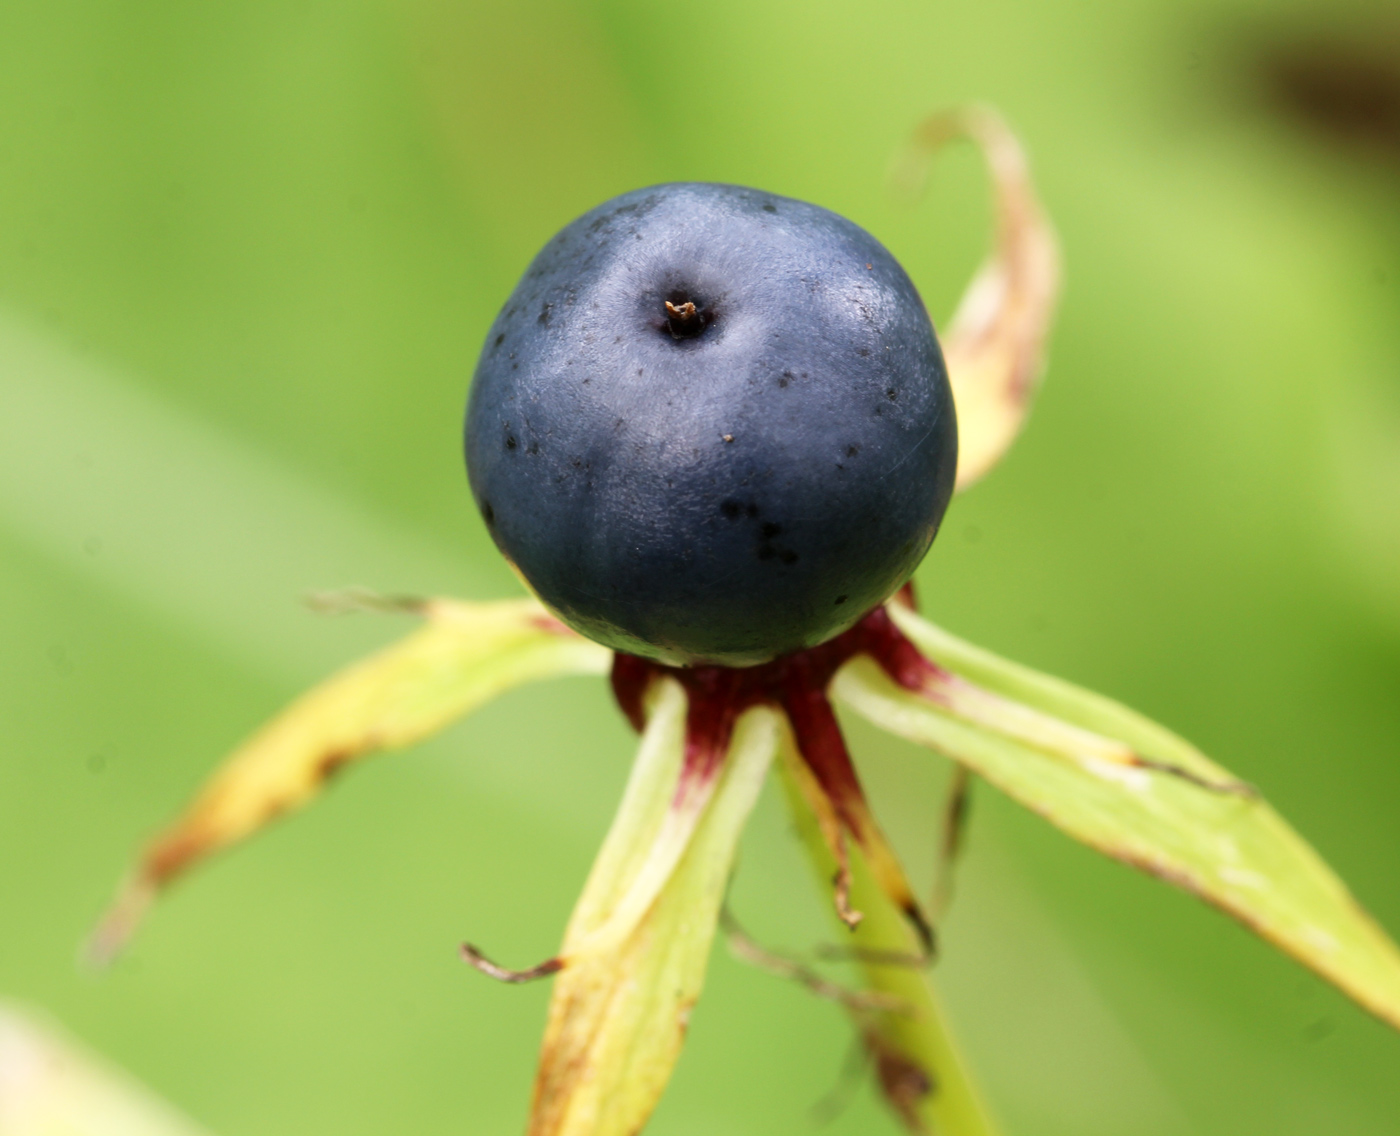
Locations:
610;588;939;951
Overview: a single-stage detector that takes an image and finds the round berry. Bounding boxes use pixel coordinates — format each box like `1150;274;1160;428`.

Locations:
465;183;956;666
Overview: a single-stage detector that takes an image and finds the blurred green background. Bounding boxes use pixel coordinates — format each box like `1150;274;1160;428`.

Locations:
3;0;1399;1132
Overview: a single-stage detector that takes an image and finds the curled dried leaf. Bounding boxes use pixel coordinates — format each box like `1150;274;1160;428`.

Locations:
896;105;1061;490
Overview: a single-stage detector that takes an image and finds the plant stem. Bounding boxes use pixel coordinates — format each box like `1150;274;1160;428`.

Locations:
777;755;999;1136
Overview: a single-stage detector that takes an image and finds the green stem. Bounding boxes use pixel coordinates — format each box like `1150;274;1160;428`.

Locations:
777;758;999;1136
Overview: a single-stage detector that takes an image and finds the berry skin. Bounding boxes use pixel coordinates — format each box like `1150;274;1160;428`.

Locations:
465;183;957;667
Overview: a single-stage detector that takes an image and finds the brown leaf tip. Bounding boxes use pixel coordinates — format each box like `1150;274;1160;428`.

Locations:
832;864;865;930
460;942;563;984
303;588;428;615
83;877;157;969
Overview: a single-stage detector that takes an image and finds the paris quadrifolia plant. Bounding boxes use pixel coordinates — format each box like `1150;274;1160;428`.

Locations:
90;107;1400;1136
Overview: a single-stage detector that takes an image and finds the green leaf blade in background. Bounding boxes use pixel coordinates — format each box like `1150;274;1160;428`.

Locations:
835;605;1400;1032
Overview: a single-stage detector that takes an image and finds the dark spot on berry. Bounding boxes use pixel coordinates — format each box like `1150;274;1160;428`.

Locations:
721;499;742;520
482;500;495;525
494;333;504;348
846;444;860;457
761;522;782;539
762;202;777;213
858;348;870;357
886;388;898;401
505;435;518;450
538;303;552;326
834;594;848;605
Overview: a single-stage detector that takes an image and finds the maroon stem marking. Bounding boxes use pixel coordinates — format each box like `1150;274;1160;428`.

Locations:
779;652;868;842
609;603;947;822
463;600;946;990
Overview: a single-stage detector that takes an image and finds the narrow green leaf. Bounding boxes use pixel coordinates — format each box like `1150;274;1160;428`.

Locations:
831;604;1400;1031
92;595;610;961
529;680;779;1136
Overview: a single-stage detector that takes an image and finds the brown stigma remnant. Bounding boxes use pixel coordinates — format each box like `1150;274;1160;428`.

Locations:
664;298;706;339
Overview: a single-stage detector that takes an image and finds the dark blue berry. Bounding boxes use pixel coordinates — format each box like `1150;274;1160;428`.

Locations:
465;183;957;666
